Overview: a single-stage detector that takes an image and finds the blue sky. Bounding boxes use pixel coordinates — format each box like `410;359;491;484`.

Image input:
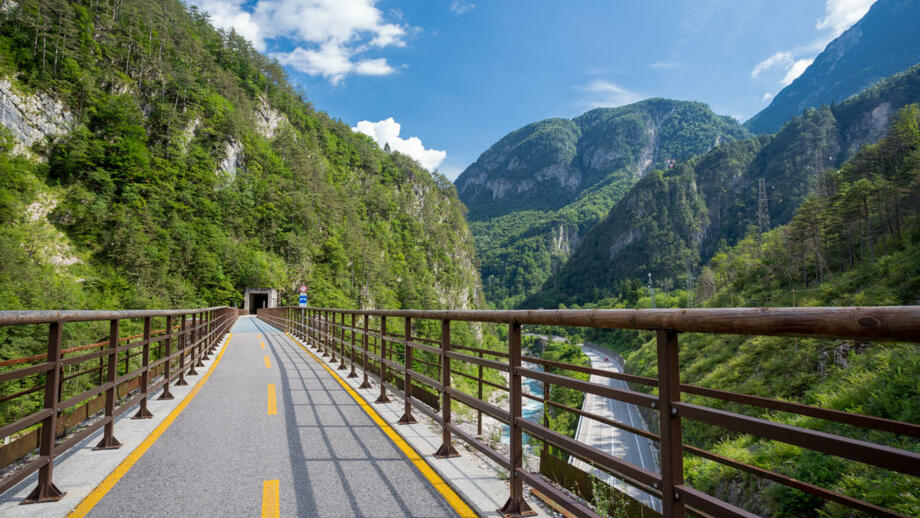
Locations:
189;0;877;179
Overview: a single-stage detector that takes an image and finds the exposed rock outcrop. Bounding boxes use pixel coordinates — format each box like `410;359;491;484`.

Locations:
0;78;74;154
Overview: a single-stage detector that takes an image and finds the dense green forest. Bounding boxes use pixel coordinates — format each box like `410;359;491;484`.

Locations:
530;106;920;516
528;63;920;309
630;105;920;516
0;0;483;316
459;99;749;308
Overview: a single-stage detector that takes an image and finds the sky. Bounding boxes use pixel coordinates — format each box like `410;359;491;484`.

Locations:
187;0;877;180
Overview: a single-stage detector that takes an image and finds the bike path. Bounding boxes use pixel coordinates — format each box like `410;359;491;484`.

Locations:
86;316;461;518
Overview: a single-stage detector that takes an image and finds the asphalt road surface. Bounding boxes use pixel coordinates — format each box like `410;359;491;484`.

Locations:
88;316;460;518
570;345;662;513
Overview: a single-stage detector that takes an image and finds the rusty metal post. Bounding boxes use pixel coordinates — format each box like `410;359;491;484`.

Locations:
176;315;188;386
194;313;205;368
158;315;175;400
499;321;535;517
204;310;213;358
323;311;331;358
187;313;200;376
359;315;372;389
348;313;358;378
94;319;122;450
435;319;459;458
312;309;318;349
542;379;550;457
132;317;154;419
375;315;390;403
398;317;417;424
657;329;685;516
22;321;66;503
477;350;484;437
331;312;340;363
338;312;348;370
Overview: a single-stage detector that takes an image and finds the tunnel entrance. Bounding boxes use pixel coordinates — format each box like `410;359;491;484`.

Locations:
248;293;268;314
243;288;278;315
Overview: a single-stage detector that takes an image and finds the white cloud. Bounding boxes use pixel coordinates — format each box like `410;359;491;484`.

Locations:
816;0;876;37
751;0;875;88
582;80;643;109
781;58;815;86
189;0;409;84
353;118;447;172
761;92;774;102
450;1;475;15
751;51;793;78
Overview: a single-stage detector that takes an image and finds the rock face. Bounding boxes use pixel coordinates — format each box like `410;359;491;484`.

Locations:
218;139;244;182
254;96;286;139
0;78;73;153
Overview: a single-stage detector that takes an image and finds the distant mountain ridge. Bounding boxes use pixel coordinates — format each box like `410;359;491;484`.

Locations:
455;99;749;307
527;63;920;308
745;0;920;135
457;99;748;220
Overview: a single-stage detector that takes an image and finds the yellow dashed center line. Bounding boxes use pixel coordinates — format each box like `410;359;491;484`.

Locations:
261;479;280;518
260;340;266;350
264;355;271;368
285;332;477;518
267;383;277;415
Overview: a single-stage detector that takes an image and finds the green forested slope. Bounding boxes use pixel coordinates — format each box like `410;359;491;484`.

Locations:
459;99;748;307
0;1;482;317
621;106;920;516
528;64;920;308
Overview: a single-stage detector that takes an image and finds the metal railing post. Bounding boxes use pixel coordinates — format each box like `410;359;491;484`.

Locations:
359;314;372;389
22;321;65;503
158;315;175;400
95;319;122;450
176;315;188;386
348;313;358;378
398;316;416;424
657;329;685;517
187;313;200;375
477;350;484;437
194;313;205;368
338;312;348;370
323;311;331;358
500;321;535;517
435;319;459;458
132;317;154;419
375;315;390;403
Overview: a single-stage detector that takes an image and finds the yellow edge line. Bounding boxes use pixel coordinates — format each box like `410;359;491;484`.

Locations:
285;332;478;518
68;333;233;518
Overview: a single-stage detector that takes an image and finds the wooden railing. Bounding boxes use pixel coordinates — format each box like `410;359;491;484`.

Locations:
259;306;920;518
0;307;237;503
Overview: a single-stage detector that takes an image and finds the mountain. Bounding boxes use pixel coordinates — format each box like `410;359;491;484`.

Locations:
457;99;749;307
0;0;483;313
528;63;920;308
624;105;920;516
745;0;920;135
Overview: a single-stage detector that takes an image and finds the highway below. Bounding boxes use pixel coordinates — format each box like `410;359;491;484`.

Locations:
569;344;662;513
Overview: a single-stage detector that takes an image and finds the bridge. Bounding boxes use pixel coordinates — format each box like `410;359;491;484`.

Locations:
0;306;917;517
